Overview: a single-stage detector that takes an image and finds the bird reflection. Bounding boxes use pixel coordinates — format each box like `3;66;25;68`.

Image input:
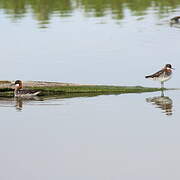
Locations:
170;24;180;29
15;97;41;111
170;20;180;28
15;98;23;111
146;90;173;116
0;97;41;111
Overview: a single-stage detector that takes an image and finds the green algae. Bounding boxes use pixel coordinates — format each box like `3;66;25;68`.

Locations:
0;85;164;97
32;86;164;96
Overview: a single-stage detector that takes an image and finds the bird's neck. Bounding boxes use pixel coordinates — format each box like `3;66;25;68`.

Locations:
15;86;22;92
165;68;172;73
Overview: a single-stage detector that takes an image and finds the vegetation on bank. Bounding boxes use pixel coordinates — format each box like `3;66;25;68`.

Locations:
30;86;164;96
0;81;165;97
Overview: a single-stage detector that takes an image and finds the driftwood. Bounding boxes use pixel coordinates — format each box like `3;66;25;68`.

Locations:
0;80;82;89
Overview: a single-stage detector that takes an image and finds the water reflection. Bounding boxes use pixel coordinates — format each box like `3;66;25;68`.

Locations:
0;92;115;111
0;97;41;111
15;97;41;111
146;91;173;116
15;98;23;111
170;22;180;28
1;0;180;27
0;91;175;114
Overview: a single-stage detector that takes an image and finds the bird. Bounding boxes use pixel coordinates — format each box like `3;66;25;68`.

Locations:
13;80;41;97
145;64;174;89
170;16;180;25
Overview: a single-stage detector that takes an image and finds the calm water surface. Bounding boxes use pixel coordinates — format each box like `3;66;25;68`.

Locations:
0;90;180;180
0;0;180;179
0;0;180;86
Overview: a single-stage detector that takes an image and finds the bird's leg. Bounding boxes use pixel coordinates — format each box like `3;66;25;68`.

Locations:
161;89;164;97
161;82;164;89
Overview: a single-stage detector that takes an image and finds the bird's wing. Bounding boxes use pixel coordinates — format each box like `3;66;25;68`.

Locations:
146;69;164;78
18;89;39;94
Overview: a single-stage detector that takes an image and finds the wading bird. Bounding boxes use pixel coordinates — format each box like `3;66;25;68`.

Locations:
145;64;174;89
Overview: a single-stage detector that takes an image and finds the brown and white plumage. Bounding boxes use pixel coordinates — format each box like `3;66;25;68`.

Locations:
13;80;40;97
170;16;180;24
145;64;174;88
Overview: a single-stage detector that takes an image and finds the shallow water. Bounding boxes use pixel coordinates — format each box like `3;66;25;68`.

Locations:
0;0;180;87
0;90;180;180
0;0;180;179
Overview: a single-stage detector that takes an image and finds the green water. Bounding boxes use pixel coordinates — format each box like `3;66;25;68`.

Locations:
1;0;180;26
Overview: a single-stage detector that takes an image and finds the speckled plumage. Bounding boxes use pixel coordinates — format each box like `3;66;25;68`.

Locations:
145;64;174;88
14;80;40;97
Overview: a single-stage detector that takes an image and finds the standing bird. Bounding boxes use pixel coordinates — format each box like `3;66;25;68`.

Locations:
13;80;41;97
145;64;174;89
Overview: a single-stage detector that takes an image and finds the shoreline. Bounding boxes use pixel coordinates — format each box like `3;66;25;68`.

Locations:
0;80;167;97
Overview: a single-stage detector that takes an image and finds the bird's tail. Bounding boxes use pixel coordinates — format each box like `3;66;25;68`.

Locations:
33;91;41;96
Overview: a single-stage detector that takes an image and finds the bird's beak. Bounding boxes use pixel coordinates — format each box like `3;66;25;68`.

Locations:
172;68;175;70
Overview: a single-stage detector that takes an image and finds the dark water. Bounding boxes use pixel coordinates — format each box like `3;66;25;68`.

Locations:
0;0;180;179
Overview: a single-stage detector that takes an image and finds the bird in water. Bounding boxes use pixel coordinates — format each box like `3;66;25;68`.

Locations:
170;16;180;25
13;80;41;97
145;64;174;89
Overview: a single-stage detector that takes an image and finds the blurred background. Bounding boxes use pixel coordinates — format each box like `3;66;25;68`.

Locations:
0;0;180;87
